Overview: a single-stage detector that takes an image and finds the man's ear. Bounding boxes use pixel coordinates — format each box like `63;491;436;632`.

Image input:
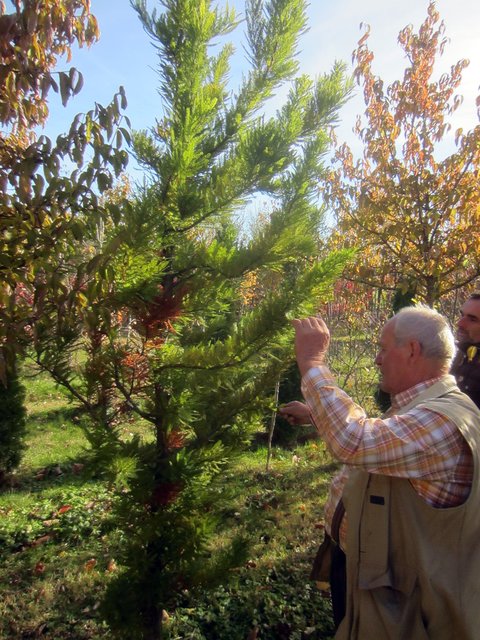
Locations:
409;340;422;360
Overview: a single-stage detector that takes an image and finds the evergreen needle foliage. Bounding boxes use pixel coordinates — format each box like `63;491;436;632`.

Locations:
33;1;352;637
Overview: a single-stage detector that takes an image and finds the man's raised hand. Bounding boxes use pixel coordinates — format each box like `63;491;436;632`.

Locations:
292;316;330;376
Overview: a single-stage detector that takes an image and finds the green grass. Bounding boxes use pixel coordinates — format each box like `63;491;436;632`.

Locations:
0;371;339;640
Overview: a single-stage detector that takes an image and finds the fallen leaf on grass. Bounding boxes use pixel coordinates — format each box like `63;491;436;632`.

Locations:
83;600;104;613
31;534;53;547
84;558;97;571
106;559;117;572
34;587;47;602
162;610;170;622
42;519;60;527
57;504;72;514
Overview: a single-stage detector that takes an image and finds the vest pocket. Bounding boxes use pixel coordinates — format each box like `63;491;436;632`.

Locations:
359;561;417;596
358;578;429;640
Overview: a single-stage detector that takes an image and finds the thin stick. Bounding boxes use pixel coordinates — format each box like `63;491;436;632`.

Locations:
266;379;280;472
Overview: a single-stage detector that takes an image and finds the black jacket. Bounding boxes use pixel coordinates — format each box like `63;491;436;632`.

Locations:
451;343;480;409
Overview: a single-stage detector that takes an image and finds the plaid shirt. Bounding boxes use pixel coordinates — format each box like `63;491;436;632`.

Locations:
302;368;473;550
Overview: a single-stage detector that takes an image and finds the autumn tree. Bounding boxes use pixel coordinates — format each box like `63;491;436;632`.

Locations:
33;0;351;636
0;0;129;476
326;1;480;307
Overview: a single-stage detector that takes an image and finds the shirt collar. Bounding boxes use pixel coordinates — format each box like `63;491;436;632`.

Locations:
390;376;446;410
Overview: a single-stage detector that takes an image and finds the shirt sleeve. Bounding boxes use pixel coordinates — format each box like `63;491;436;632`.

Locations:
301;366;461;481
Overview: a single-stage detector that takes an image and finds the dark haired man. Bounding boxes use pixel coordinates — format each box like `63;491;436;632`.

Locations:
451;292;480;408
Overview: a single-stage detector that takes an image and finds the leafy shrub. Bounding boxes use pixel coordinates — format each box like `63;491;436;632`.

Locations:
166;565;335;639
0;371;27;479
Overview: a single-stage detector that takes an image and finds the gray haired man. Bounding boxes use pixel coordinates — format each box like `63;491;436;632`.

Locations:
281;306;480;639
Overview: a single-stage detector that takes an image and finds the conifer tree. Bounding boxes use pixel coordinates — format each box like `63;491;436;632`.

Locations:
34;0;351;637
0;369;26;482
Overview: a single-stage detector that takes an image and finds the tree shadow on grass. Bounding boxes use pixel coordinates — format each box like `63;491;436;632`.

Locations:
27;404;79;424
2;451;98;495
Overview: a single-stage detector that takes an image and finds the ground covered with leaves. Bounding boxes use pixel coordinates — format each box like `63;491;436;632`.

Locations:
0;374;338;639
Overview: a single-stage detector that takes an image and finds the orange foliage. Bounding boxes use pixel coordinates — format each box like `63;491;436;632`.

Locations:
165;428;186;451
239;270;259;308
133;284;187;339
239;268;284;310
121;352;150;380
0;0;98;131
326;1;480;306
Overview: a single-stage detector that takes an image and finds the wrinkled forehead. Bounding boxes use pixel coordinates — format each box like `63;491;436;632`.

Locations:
461;298;480;319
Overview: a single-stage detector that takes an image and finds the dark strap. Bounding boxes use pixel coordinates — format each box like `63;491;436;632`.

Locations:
310;499;346;582
310;532;335;582
330;498;345;545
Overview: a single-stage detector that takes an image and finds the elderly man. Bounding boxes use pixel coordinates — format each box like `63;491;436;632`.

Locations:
280;306;480;640
451;292;480;407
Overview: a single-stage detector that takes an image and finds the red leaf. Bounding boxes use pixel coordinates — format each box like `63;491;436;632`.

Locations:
57;504;72;514
151;482;183;507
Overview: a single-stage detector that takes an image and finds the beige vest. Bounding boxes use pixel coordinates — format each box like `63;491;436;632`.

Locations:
337;377;480;640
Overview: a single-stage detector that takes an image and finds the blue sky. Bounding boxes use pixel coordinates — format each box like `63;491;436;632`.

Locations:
40;0;480;176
